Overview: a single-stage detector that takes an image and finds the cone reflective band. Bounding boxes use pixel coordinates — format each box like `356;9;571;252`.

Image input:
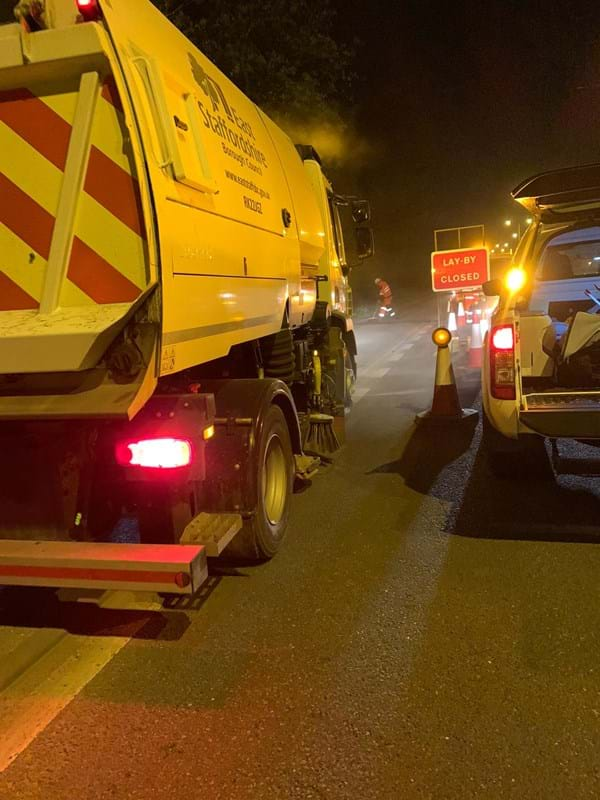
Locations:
432;327;452;348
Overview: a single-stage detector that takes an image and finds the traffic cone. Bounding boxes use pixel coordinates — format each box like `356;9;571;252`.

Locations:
416;328;478;427
457;301;466;328
468;319;483;368
447;311;457;333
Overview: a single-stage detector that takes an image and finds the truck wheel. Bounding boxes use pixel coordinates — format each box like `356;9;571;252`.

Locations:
481;412;551;480
227;405;293;561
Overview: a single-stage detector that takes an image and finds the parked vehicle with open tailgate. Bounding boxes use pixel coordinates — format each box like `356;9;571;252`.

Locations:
482;163;600;475
0;0;373;595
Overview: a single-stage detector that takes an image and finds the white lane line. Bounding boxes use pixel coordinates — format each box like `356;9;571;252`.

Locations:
353;321;432;405
369;389;429;397
352;388;370;403
358;326;419;374
367;367;391;379
0;634;131;773
0;592;158;773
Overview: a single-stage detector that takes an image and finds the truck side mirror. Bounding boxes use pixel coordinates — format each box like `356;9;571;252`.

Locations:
482;279;503;297
355;227;374;260
351;200;371;224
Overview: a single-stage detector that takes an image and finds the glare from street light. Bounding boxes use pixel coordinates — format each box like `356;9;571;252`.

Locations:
504;242;509;247
512;232;518;239
504;219;512;226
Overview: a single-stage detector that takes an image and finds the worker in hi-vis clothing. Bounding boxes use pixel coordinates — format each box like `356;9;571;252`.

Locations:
374;278;395;318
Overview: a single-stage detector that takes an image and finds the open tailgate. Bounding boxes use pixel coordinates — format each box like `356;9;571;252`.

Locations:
513;163;600;220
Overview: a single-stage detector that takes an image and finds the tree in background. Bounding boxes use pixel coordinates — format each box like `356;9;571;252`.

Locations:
153;0;353;113
152;0;359;163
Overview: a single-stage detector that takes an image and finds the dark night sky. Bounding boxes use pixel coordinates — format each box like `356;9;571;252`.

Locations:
336;0;600;290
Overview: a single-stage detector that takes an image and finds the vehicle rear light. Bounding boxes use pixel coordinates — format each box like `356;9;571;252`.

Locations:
76;0;101;22
116;437;193;469
490;324;516;400
491;325;514;350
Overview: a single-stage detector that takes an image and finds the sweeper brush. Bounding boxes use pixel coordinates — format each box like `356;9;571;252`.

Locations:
302;413;341;458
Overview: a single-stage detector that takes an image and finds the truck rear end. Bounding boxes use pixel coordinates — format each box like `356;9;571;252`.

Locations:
0;3;219;592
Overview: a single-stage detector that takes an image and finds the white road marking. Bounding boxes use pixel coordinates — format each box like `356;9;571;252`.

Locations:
0;592;157;773
366;367;391;379
352;388;370;403
0;634;130;773
369;389;429;397
353;322;432;404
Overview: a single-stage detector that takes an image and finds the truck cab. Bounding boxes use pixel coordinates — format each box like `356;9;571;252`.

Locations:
482;163;600;474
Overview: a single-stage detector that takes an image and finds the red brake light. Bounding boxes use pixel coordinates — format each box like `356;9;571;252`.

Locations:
116;438;193;469
490;324;516;400
76;0;101;21
491;325;514;351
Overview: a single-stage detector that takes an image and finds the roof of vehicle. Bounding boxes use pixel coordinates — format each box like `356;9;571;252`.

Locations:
512;163;600;220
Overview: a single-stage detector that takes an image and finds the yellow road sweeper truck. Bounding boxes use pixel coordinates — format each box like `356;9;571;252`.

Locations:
0;0;373;594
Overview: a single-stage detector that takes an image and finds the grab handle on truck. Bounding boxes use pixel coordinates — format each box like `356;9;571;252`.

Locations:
131;55;173;170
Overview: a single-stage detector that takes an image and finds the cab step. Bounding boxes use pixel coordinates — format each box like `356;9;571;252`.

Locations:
0;540;207;595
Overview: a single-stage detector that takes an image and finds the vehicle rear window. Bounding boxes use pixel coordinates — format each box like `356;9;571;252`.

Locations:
536;226;600;281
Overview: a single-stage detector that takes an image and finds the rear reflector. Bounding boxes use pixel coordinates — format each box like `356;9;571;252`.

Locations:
116;437;193;469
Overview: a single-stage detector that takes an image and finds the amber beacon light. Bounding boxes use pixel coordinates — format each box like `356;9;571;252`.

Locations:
432;327;452;348
505;266;527;293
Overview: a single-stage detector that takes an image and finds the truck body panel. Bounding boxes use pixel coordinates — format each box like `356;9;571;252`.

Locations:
99;0;327;373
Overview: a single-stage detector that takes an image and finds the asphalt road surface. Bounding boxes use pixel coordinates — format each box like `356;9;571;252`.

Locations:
2;292;600;800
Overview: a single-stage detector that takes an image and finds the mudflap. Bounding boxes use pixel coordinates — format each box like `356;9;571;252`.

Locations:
199;379;302;516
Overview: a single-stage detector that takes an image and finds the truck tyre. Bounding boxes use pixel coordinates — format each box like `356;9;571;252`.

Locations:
481;412;551;480
227;404;293;561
